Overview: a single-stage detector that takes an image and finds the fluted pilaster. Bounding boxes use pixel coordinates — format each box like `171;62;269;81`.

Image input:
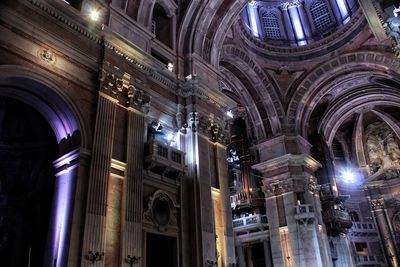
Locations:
122;109;145;267
81;93;117;267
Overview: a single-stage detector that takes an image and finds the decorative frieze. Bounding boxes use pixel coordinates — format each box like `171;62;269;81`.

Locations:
262;179;294;198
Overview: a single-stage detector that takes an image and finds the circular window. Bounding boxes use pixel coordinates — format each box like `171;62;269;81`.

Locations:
153;198;170;226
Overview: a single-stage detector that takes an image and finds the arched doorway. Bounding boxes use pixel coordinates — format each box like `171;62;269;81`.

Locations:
0;96;58;266
0;70;84;267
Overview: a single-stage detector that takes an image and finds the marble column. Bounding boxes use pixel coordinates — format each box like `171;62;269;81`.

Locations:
297;4;312;40
81;93;118;267
281;5;296;43
45;149;81;267
370;198;399;267
216;143;236;266
183;110;216;266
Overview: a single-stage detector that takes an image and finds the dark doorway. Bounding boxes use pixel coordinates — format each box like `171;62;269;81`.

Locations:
0;96;58;267
146;232;177;267
251;242;266;267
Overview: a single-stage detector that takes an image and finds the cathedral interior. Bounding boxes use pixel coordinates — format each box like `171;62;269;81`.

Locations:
1;0;400;266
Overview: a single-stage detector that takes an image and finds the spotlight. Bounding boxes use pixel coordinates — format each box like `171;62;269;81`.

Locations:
166;133;174;142
167;62;174;72
341;169;355;183
90;8;100;22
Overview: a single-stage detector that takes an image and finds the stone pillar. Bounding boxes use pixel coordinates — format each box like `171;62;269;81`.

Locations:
281;7;296;43
183;110;216;266
216;143;235;266
81;93;117;267
370;198;399;267
121;109;145;267
329;0;343;24
45;149;81;267
67;150;91;266
330;234;355;267
246;246;254;267
237;246;246;267
253;135;333;267
263;240;273;267
297;3;313;40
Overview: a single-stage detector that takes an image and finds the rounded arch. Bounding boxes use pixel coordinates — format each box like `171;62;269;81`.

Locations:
287;51;400;135
137;0;177;29
220;45;284;127
0;65;87;266
220;46;283;137
220;67;266;141
320;97;400;146
0;65;89;150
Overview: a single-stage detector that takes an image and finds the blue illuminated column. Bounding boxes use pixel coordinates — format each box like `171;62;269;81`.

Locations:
45;149;80;267
281;4;296;43
284;1;307;45
247;1;262;38
297;2;313;41
330;0;350;24
329;0;343;24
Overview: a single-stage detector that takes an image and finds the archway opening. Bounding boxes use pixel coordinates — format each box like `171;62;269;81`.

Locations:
152;3;172;48
0;96;58;267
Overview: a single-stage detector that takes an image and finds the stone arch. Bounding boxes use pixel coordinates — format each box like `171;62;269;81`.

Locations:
208;0;247;66
0;65;88;149
220;67;266;141
318;90;400;146
137;0;177;29
0;65;86;267
287;51;400;135
220;46;283;137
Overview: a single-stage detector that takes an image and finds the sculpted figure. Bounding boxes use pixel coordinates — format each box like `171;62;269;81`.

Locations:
384;7;400;49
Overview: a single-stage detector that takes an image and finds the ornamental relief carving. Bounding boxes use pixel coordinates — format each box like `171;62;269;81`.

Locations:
366;122;400;176
100;68;150;111
143;190;178;232
38;49;56;64
262;180;293;197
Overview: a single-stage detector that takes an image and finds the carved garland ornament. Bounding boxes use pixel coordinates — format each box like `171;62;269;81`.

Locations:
143;191;178;232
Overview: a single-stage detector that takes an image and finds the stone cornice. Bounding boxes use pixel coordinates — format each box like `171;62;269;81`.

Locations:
254;135;312;150
27;0;102;45
179;76;236;112
252;153;321;173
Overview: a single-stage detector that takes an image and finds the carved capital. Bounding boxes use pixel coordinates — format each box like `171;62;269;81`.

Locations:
370;198;385;211
281;0;301;10
100;68;150;111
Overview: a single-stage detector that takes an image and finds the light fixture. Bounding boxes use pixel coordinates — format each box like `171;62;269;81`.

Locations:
167;62;174;72
341;169;355;183
166;133;174;142
90;8;100;22
226;110;234;118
